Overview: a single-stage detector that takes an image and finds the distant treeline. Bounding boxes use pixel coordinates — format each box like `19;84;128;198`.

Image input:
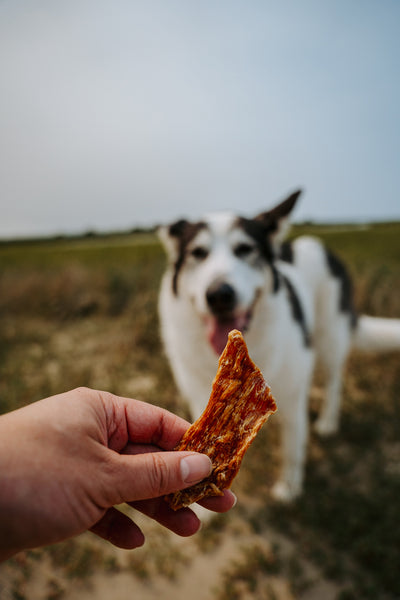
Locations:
0;225;157;246
1;219;399;246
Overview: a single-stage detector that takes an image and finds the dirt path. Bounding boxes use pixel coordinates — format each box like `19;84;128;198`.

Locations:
1;508;343;600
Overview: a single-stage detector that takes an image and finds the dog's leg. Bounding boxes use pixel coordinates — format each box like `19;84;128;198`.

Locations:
314;364;344;436
314;315;351;436
271;388;309;503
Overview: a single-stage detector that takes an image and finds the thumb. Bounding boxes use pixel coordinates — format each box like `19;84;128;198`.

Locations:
108;451;212;504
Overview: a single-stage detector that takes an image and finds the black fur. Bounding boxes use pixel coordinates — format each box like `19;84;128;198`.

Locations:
281;274;312;347
236;217;280;292
255;190;302;231
324;248;358;328
168;220;206;295
280;240;358;329
236;217;275;263
279;240;294;264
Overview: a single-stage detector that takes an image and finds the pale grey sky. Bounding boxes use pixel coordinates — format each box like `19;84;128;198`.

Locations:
0;0;399;237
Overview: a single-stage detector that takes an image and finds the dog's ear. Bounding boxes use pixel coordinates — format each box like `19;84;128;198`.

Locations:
255;189;302;250
157;219;190;262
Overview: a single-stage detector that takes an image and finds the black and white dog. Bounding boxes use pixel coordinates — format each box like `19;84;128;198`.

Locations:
158;190;400;502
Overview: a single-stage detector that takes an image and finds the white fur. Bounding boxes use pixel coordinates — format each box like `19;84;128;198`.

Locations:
353;316;400;352
158;205;400;503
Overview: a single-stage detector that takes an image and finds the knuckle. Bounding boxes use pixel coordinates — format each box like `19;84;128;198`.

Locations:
74;386;92;397
148;453;172;497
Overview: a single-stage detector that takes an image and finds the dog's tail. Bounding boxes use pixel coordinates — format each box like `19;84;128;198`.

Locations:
352;315;400;353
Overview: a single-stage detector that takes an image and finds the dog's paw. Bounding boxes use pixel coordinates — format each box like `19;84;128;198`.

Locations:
314;417;339;437
270;481;300;504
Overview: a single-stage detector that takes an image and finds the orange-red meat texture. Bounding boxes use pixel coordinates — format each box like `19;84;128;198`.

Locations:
166;330;277;510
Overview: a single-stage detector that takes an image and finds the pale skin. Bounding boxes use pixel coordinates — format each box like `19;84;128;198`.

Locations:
0;387;236;562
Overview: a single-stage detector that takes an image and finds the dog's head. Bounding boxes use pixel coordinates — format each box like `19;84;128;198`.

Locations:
159;190;301;354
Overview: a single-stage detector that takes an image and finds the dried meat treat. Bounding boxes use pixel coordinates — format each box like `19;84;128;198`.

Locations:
166;329;277;510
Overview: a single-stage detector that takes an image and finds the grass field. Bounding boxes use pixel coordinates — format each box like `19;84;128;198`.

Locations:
0;223;399;600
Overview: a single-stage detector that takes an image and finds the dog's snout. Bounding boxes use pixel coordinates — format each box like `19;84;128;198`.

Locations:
206;282;236;315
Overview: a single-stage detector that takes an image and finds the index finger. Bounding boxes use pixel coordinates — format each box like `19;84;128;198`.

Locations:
101;392;190;451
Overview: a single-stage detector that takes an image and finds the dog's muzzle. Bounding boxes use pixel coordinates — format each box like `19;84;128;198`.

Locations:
204;281;252;356
206;282;237;316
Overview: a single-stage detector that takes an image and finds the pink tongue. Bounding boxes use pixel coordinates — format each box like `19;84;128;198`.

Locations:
206;316;246;355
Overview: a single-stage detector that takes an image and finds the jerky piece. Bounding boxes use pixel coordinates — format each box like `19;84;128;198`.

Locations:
166;329;277;510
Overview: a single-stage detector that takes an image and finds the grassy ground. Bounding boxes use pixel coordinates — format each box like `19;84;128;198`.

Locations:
0;223;399;599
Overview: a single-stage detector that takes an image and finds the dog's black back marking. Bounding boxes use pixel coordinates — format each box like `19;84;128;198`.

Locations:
279;241;294;264
281;274;312;347
280;240;358;329
325;248;358;329
169;220;207;295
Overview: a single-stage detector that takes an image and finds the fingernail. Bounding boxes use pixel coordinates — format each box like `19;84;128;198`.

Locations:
228;491;238;508
180;454;212;484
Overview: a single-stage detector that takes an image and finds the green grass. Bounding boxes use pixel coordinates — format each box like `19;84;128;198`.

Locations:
215;543;282;600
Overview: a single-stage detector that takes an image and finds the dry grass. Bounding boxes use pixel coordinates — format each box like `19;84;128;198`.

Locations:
0;223;399;599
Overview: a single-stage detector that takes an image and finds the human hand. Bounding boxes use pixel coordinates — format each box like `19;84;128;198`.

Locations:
0;388;236;561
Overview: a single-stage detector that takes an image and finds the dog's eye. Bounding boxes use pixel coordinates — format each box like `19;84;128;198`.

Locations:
234;243;254;258
190;246;209;260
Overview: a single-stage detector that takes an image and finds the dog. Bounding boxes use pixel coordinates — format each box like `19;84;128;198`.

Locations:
158;190;400;502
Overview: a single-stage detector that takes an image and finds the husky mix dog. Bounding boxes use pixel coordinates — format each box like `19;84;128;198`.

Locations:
158;190;400;502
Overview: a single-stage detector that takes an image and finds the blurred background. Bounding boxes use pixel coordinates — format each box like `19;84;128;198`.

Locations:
0;2;399;599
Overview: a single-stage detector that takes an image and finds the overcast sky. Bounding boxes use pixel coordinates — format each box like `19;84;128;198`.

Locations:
0;1;399;238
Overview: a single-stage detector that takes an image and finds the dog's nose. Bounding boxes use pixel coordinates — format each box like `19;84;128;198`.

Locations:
206;282;236;315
